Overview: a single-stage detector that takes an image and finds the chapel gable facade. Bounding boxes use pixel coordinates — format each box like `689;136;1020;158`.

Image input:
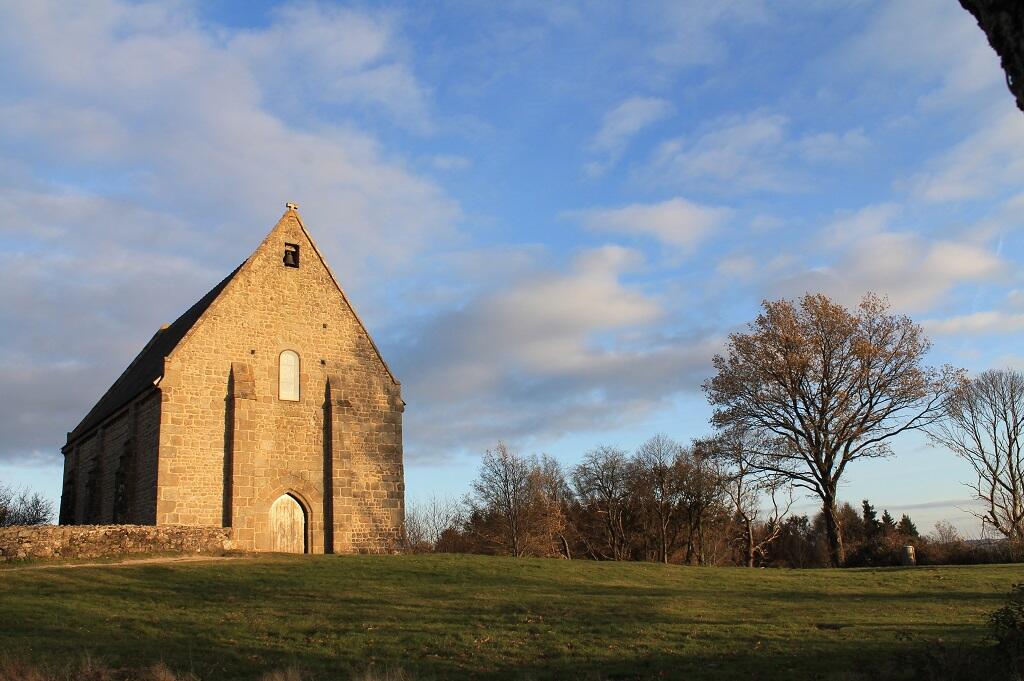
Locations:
58;205;405;554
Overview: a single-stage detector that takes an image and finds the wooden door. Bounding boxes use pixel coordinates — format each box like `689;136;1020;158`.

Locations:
269;494;306;553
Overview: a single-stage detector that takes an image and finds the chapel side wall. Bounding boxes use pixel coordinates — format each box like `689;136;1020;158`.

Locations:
97;412;131;523
155;211;402;552
58;451;75;524
133;390;161;524
73;434;99;523
61;388;161;526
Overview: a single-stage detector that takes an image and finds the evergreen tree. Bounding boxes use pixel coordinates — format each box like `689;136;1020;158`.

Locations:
897;514;918;537
880;510;897;535
861;499;880;538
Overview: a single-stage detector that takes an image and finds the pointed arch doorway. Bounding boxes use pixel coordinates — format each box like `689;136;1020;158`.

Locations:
269;493;307;553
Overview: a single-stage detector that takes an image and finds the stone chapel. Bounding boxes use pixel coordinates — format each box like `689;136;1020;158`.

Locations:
58;205;405;554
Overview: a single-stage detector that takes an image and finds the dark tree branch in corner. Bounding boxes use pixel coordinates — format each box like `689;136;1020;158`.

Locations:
960;0;1024;113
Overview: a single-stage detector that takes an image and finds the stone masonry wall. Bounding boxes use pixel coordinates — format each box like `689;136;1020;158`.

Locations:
0;524;232;561
157;210;404;553
134;390;162;523
60;390;161;526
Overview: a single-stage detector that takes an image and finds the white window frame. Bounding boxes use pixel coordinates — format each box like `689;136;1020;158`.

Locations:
279;350;300;401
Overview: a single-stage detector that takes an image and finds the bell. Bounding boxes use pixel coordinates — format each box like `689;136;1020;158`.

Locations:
283;244;299;268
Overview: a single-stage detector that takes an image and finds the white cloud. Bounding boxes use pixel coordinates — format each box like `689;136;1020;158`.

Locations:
716;255;757;280
923;311;1024;336
773;229;1004;312
229;3;432;131
395;246;720;459
797;128;870;162
591;97;674;153
643;0;767;71
1007;289;1024;309
431;154;472;171
838;0;1003;105
910;109;1024;203
820;203;900;248
648;113;789;192
642;113;869;193
571;197;729;253
0;1;458;277
586;96;673;175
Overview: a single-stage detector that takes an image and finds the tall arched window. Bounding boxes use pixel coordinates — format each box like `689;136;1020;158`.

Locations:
279;350;300;401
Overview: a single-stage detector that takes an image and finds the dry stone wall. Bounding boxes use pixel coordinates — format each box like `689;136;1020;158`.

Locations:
0;524;231;561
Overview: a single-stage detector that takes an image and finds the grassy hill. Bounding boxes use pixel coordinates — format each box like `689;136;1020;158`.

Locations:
0;554;1017;680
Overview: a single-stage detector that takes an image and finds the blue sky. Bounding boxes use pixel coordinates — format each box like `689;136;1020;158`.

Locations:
1;0;1021;535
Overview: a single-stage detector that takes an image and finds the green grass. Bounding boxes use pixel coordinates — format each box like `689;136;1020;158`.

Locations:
0;554;1017;680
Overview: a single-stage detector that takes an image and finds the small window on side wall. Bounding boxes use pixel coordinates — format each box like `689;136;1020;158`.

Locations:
279;350;300;401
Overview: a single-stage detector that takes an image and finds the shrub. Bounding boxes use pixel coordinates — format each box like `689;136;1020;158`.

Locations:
990;582;1024;675
0;484;55;527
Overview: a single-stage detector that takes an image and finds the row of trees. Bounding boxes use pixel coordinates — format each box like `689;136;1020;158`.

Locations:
406;460;1015;567
405;434;935;567
408;293;1024;567
405;437;761;565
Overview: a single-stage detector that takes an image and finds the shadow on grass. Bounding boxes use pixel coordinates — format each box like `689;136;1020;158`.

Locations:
1;556;1017;681
2;643;1011;681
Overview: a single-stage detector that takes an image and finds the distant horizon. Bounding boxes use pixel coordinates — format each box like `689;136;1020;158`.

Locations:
1;1;1021;540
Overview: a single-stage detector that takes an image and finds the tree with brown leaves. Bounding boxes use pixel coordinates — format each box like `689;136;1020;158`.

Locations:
703;293;959;567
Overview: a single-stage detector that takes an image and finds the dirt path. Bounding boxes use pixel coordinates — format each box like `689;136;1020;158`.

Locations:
1;554;252;571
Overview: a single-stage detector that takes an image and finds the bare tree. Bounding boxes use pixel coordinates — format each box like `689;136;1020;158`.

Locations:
572;446;634;560
402;502;429;552
927;369;1024;542
633;434;687;564
932;520;962;545
699;429;794;567
677;444;723;565
467;442;535;556
423;495;464;548
403;495;464;553
0;484;55;527
532;454;574;559
703;293;959;566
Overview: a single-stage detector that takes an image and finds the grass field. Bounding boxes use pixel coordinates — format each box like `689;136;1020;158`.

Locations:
0;554;1018;680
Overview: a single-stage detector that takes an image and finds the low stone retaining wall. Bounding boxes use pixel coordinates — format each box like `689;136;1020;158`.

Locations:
0;524;233;561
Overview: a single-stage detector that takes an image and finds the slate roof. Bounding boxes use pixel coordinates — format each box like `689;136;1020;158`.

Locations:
67;262;244;444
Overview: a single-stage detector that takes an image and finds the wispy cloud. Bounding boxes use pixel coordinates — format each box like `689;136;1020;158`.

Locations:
394;246;720;460
721;203;1008;313
837;0;1003;105
774;231;1004;312
569;197;729;253
230;3;433;132
641;113;869;194
585;96;673;176
923;311;1024;336
910;109;1024;203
